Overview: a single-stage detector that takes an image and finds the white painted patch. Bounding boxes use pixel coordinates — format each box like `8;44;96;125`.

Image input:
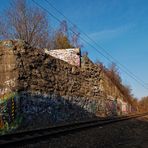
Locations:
4;78;16;88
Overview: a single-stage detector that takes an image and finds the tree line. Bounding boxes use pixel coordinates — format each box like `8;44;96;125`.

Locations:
0;0;81;49
138;96;148;112
95;60;147;112
84;54;134;106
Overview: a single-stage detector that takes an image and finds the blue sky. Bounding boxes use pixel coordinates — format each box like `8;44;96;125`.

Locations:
0;0;148;99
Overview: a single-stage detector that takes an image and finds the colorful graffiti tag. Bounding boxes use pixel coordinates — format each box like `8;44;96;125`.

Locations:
0;92;21;134
104;96;130;116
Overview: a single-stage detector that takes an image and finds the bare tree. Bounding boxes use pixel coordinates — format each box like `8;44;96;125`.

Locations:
0;19;7;39
139;96;148;112
71;25;82;48
0;0;51;48
53;20;72;49
107;63;122;84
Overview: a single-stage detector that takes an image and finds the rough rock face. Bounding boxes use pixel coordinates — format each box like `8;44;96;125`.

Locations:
0;40;18;95
0;40;20;132
0;40;104;132
0;40;131;133
17;47;102;98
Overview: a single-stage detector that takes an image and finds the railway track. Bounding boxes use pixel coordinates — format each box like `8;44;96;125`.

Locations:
0;112;148;147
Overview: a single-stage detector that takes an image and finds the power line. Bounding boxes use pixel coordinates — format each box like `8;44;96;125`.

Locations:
44;0;148;90
43;0;147;84
32;0;113;61
44;0;148;88
32;0;148;90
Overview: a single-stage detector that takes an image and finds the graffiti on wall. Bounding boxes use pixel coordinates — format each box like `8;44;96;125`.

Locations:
0;83;21;134
0;88;10;96
0;92;20;131
4;78;16;88
45;48;81;66
118;99;129;114
105;96;129;116
105;99;117;116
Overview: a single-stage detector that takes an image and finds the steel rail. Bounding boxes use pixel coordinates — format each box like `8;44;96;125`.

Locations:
0;112;148;147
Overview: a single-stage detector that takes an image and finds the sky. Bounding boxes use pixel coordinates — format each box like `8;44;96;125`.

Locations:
0;0;148;99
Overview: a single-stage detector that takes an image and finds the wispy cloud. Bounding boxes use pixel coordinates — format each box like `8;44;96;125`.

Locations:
89;25;133;42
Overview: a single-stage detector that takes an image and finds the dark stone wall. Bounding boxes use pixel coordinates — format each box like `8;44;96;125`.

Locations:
0;40;104;133
15;42;102;99
0;40;131;133
19;92;99;130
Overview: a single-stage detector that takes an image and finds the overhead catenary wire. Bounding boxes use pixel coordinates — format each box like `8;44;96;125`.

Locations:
32;0;148;90
43;0;147;85
44;0;148;89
